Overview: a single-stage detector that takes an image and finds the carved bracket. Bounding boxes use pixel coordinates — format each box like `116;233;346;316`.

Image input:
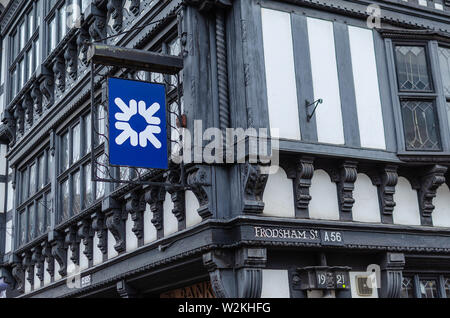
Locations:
38;67;54;109
65;226;80;266
107;0;123;33
21;252;33;287
104;197;127;253
42;241;55;278
31;246;45;282
167;170;186;223
92;211;108;255
337;161;358;220
187;166;213;218
419;165;447;225
77;27;91;70
52;56;65;97
11;260;25;293
88;3;107;41
51;235;68;277
78;219;94;261
144;186;165;232
2;110;16;144
31;84;42;117
294;157;314;218
64;42;78;83
241;164;268;214
13;103;24;136
125;191;146;240
22;94;33;130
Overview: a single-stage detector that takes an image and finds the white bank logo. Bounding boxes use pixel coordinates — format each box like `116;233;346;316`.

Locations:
114;97;162;149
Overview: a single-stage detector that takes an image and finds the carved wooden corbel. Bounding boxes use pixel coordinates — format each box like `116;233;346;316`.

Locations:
379;165;398;224
65;226;80;266
41;241;54;278
77;27;91;71
23;94;33;130
337;161;358;221
187;166;213;218
21;252;34;288
104;197;127;253
167;170;186;224
31;246;45;283
241;164;268;214
107;0;123;33
418;165;447;226
64;42;78;83
51;234;67;277
78;219;94;261
144;186;165;236
38;67;54;109
11;259;25;293
31;84;42;117
87;2;107;41
2;110;16;144
52;56;65;97
13;103;24;136
92;211;108;255
294;157;314;218
125;191;146;241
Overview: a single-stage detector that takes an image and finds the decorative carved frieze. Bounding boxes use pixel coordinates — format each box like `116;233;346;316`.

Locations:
104;197;127;253
337;161;358;221
51;235;67;277
92;211;108;255
187;166;213;218
31;84;42;117
294;157;314;218
418;165;448;226
31;246;45;282
145;186;165;232
78;219;94;261
52;56;65;97
125;191;145;240
64;42;78;83
38;68;54;109
21;252;33;287
241;164;268;214
65;226;80;266
11;260;25;293
41;241;55;278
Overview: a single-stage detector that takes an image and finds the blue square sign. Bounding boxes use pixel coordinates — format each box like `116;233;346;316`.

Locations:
108;77;168;169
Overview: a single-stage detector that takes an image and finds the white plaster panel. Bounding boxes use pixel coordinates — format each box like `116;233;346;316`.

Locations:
126;213;138;252
309;169;340;220
144;203;157;244
433;184;450;227
353;173;381;223
163;192;178;236
261;269;290;298
263;168;295;218
393;177;421;226
185;190;201;228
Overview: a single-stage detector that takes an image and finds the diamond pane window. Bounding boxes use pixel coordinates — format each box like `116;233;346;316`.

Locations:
400;100;440;150
37;197;45;235
73;170;81;214
439;47;450;96
61;179;69;221
28;203;35;241
84;163;93;208
19;210;27;245
401;277;414;298
72;123;81;163
419;279;438;298
395;46;432;91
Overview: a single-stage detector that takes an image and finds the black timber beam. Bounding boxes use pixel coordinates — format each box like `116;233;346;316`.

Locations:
87;44;183;75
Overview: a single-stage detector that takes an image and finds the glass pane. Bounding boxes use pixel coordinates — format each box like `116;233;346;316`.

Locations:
36;0;41;27
19;210;27;245
445;278;450;298
47;150;53;184
38;154;45;189
419;279;438;298
45;192;51;232
97;104;105;144
60;179;69;220
72;123;81;163
81;0;89;12
395;46;432;91
19;59;25;90
96;154;107;199
27;48;33;77
73;170;81;214
34;38;39;71
28;203;35;241
37;197;45;235
59;6;67;41
400;277;414;298
84;163;93;207
29;163;36;195
401;100;440;151
61;131;69;172
28;10;34;37
49;17;56;52
439;47;450;96
84;113;91;154
21;169;28;203
19;22;25;51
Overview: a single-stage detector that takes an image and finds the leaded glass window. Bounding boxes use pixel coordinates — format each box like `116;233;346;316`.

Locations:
72;123;81;163
73;170;81;214
19;210;26;246
37;197;45;235
395;46;432;91
444;278;450;298
61;131;69;172
29;163;36;195
28;203;35;241
439;47;450;96
84;113;91;154
61;179;70;221
84;162;93;208
401;277;415;298
419;279;439;298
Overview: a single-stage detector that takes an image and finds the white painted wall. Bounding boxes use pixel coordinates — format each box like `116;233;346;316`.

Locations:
44;261;51;286
263;168;295;218
353;174;381;223
144;203;157;244
126;213;138;252
34;267;40;290
433;184;450;227
54;260;61;281
261;8;301;141
4;220;11;254
67;249;75;276
79;241;89;270
185;190;201;228
261;269;290;298
348;26;386;150
393;177;421;226
163;192;178;236
309;169;340;220
25;275;31;293
0;183;4;213
307;17;344;145
93;233;103;266
107;230;118;259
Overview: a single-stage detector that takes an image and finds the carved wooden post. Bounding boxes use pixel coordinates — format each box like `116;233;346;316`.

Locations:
52;56;65;99
38;66;54;109
379;165;398;224
31;84;42;118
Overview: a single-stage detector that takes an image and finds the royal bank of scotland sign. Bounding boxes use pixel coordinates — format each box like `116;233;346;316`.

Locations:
108;77;168;169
